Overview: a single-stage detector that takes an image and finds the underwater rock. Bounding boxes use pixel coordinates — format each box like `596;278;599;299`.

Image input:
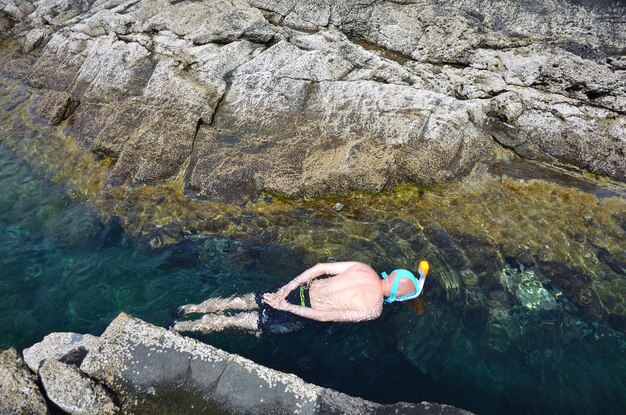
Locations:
2;88;30;112
38;359;118;415
81;216;127;251
501;265;558;311
0;348;49;415
23;332;100;373
515;285;557;311
485;308;513;353
0;0;622;202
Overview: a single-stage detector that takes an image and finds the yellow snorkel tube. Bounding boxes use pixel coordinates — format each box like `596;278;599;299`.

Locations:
418;260;430;278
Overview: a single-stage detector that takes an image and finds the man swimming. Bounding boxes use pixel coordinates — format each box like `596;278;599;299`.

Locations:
172;260;429;335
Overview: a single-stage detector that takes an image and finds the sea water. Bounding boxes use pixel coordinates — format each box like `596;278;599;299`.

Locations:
1;62;626;413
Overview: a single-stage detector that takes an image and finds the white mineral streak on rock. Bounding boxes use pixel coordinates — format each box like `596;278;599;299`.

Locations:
23;332;100;373
39;359;118;415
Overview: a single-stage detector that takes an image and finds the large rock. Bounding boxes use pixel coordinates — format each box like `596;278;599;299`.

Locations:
186;34;493;200
0;348;49;415
1;0;624;202
39;359;118;415
80;312;471;415
79;312;319;414
23;332;99;373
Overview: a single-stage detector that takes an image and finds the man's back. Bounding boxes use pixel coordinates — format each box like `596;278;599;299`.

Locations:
309;263;383;318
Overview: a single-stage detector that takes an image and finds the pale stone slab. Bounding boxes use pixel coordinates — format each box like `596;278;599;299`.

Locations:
39;359;118;415
23;332;99;373
0;348;49;415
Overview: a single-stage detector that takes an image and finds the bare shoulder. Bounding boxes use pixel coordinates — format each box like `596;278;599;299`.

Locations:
348;262;379;277
351;264;383;308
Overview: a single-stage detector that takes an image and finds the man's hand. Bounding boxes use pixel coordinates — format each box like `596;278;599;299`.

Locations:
274;285;290;299
262;292;278;303
263;285;290;302
262;292;290;311
262;292;277;303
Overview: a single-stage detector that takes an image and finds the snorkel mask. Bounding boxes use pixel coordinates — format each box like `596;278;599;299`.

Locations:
381;261;430;304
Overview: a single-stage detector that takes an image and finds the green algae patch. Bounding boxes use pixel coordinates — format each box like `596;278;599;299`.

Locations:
0;40;14;51
254;171;624;273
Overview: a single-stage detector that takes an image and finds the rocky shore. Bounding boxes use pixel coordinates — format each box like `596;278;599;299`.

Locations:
1;1;625;413
0;313;472;414
1;0;624;204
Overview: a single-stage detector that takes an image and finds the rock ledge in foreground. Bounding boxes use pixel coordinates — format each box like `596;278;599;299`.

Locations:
80;312;473;415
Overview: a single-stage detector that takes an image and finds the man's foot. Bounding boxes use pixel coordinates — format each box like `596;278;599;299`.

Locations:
171;312;259;334
176;302;219;316
171;318;214;334
177;294;258;316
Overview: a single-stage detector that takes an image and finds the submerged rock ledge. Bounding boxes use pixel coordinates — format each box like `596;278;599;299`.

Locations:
0;313;472;415
1;0;624;203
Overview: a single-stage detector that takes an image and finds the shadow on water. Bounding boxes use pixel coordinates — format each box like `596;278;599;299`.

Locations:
1;56;626;414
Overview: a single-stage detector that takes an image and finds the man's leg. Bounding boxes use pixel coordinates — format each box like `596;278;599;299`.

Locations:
178;293;258;315
172;312;259;334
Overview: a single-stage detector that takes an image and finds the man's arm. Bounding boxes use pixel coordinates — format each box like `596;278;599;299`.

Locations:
283;303;382;322
277;262;360;296
263;294;382;322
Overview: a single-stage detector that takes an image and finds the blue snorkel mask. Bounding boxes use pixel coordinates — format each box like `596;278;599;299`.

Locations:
381;268;426;303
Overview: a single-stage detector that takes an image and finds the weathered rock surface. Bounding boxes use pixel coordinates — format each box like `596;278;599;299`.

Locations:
80;312;471;414
0;13;13;34
0;348;49;415
23;331;99;373
1;0;624;201
29;89;79;125
39;359;119;415
0;1;34;26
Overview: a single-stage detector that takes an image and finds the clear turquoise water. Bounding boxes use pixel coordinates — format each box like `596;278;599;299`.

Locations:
2;141;626;414
0;141;296;344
